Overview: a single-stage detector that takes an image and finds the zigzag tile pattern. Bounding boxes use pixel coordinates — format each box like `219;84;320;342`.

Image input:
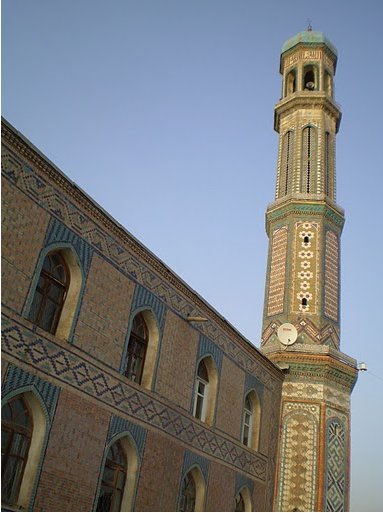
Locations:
1;313;268;482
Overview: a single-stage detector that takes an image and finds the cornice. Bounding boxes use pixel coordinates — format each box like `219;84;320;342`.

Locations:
274;93;342;133
265;199;345;235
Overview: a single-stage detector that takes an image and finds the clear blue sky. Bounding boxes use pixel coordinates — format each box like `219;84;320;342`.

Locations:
3;1;383;511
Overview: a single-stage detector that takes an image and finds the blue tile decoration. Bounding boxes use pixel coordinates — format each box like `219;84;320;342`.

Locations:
245;373;264;399
2;363;59;420
324;418;347;511
198;335;223;373
107;415;147;456
235;472;254;495
2;312;268;482
44;218;93;275
182;450;210;483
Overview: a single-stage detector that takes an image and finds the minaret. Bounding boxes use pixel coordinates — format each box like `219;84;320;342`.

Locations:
261;29;358;512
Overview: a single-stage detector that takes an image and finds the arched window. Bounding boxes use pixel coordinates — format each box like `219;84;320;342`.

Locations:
2;396;33;506
241;391;261;451
125;313;149;384
29;252;69;334
303;66;317;90
179;471;196;512
234;487;252;512
285;69;296;96
324;131;334;198
324;70;333;97
279;130;294;197
178;467;206;512
301;126;317;193
96;440;127;512
193;360;209;421
192;357;218;425
241;395;253;447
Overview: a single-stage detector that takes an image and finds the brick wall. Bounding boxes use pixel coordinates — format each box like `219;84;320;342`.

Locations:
1;178;49;313
73;253;135;369
34;389;110;511
155;309;199;410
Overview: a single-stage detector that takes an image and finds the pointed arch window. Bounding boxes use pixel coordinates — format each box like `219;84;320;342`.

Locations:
179;471;196;512
301;126;317;193
324;131;333;198
279;130;294;197
29;252;69;334
178;467;206;512
193;360;209;422
241;391;261;451
2;396;33;506
303;65;318;91
125;313;148;384
96;440;127;512
285;69;296;96
234;487;252;512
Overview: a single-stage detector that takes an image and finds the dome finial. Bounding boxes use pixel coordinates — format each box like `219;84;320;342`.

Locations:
307;18;313;31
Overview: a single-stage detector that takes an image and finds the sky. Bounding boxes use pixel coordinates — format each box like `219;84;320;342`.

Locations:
2;0;383;511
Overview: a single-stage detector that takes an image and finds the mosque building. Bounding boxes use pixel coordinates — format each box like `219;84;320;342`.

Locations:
1;29;357;512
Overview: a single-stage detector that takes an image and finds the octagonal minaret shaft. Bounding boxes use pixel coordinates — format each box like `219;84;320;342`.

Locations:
260;30;358;512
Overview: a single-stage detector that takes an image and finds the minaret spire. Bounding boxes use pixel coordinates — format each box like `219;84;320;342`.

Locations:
260;30;358;512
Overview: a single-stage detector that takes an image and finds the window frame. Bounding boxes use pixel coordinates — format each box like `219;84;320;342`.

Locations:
29;252;70;335
124;313;149;385
1;396;33;507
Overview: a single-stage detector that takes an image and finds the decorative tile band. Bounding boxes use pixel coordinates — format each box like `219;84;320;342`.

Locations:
324;231;339;322
324;416;348;512
277;403;319;512
1;312;268;482
267;227;288;316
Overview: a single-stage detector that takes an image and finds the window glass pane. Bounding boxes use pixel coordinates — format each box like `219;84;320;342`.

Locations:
111;490;123;512
197;360;209;382
10;433;28;458
47;282;65;302
97;486;113;512
195;394;204;420
131;314;148;340
2;428;11;455
197;381;205;395
12;398;30;428
29;290;44;322
102;465;115;486
2;403;12;422
40;299;58;332
2;455;24;504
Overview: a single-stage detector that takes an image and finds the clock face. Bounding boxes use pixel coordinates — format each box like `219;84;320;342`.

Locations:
277;323;298;346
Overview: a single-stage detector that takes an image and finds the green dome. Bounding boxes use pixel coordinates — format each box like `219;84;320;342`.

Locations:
281;30;337;57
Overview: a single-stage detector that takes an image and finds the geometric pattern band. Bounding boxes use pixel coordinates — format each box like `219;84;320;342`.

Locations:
325;418;347;511
1;312;268;482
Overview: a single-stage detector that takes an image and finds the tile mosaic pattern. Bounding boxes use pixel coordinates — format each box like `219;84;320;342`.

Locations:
2;312;268;482
324;231;339;322
1;138;279;394
277;402;319;512
324;418;347;511
267;227;288;316
293;221;319;314
262;316;340;348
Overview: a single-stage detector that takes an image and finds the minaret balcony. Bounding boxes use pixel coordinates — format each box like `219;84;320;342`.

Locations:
274;92;342;133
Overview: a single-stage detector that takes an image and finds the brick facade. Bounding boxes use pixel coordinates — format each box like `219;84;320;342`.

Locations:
1;118;284;511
